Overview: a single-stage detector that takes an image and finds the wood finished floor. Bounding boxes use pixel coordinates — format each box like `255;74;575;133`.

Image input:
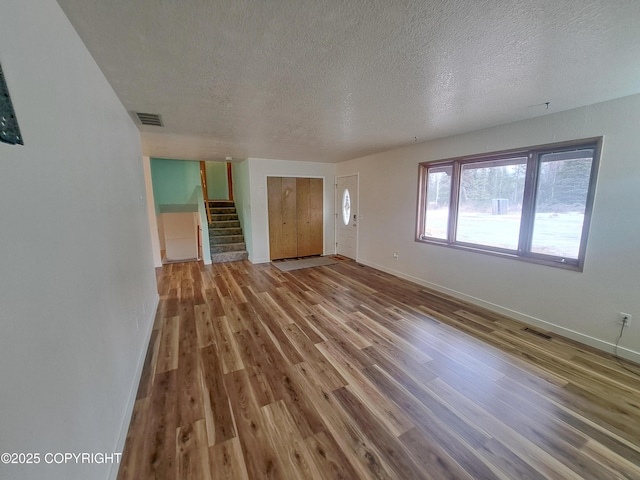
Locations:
117;260;640;480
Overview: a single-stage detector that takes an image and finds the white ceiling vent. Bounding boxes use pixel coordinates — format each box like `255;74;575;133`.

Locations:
135;112;163;127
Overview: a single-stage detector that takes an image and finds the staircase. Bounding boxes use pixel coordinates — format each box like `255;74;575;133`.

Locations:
207;200;249;263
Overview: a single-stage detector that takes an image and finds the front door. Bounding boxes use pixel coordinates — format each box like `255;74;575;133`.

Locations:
336;175;358;259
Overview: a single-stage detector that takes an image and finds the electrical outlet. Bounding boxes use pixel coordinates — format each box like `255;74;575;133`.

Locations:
393;252;398;260
618;312;632;327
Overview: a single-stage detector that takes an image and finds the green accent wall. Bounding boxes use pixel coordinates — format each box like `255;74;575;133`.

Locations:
205;161;229;199
232;160;252;259
150;158;201;212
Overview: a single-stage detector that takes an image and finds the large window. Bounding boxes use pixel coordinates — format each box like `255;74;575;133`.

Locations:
416;139;601;270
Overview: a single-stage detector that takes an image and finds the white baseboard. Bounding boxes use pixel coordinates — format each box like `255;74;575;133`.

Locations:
109;293;160;480
249;256;270;264
249;251;337;265
357;258;640;365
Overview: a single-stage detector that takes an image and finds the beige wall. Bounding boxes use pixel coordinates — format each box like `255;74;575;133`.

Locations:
337;94;640;362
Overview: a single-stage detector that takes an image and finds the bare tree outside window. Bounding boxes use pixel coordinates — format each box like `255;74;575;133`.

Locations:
416;139;601;271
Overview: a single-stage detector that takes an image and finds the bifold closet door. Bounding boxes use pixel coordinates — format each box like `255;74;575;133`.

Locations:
296;177;323;257
268;176;323;260
267;177;298;260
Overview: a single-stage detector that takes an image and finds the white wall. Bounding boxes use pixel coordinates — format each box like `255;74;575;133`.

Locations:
0;2;158;480
336;94;640;362
143;156;163;267
247;158;337;263
190;186;212;265
232;160;253;258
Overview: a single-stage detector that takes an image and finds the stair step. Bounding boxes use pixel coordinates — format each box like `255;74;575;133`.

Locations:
210;213;239;222
210;227;243;236
210;242;246;254
209;234;245;245
210;250;248;263
209;220;240;228
205;201;246;263
208;200;235;208
209;207;236;214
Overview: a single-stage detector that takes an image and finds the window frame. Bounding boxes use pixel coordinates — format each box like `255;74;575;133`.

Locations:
415;138;602;271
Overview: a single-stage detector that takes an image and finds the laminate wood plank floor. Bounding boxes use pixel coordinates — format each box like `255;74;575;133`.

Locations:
117;260;640;480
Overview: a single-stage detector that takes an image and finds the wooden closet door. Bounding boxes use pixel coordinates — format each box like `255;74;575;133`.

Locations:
296;177;323;257
267;177;298;260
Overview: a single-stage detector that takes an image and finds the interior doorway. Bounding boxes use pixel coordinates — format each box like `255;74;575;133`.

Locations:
336;174;358;259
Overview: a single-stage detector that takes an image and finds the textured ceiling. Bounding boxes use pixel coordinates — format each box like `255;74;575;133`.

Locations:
56;0;640;162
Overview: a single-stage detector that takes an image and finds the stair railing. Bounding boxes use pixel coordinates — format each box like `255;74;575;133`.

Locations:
200;161;212;224
227;161;234;202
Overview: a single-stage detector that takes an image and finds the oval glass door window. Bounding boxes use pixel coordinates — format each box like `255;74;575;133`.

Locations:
342;188;351;226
